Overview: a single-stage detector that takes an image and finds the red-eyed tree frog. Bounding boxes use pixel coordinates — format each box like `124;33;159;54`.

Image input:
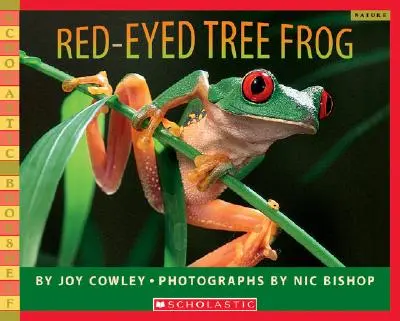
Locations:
62;69;333;267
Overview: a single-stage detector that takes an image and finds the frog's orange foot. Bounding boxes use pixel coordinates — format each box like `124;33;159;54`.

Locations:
231;220;278;266
267;199;280;211
94;105;110;117
162;119;183;137
263;246;278;261
133;104;164;151
62;71;113;96
262;220;279;261
62;78;79;92
187;153;234;192
133;105;183;150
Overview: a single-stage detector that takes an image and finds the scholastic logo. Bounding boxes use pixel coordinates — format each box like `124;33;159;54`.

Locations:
153;298;257;311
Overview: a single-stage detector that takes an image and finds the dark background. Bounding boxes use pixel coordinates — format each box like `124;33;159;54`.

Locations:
20;12;389;267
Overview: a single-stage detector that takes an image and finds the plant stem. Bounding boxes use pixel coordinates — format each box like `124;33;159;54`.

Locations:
20;50;345;267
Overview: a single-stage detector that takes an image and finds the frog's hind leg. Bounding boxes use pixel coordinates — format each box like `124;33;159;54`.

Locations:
82;74;155;197
62;72;163;210
187;200;278;267
114;74;164;212
62;71;133;195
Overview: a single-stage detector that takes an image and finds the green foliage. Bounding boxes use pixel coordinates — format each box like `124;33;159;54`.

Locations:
293;49;389;86
59;91;106;266
21;97;111;267
154;139;187;267
77;216;105;266
126;211;163;266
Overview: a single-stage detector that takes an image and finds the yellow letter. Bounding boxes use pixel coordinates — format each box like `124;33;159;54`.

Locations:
57;28;72;59
221;21;237;59
76;26;89;59
257;22;270;59
93;26;109;59
281;24;294;59
162;21;175;59
179;21;195;59
315;26;333;59
241;21;253;59
204;21;218;58
142;22;159;59
126;23;140;59
336;28;353;59
297;25;313;58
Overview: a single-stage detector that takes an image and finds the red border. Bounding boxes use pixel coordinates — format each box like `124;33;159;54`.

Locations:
19;0;399;320
18;311;397;320
19;0;396;10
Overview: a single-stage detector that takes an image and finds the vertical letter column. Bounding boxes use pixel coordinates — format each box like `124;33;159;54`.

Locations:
0;1;20;321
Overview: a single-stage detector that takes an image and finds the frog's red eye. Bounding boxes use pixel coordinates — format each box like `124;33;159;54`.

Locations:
319;90;334;120
242;70;274;103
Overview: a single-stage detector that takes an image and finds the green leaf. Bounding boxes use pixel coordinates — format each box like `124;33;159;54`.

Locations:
293;48;389;86
21;97;111;267
154;139;187;267
77;215;105;266
126;210;164;266
59;91;105;266
36;252;58;267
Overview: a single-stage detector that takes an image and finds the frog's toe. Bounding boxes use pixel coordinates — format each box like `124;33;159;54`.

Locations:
62;72;113;96
262;220;279;261
187;167;208;186
267;199;280;211
94;105;110;118
188;154;233;192
62;78;79;92
162;119;183;137
88;85;113;96
136;134;153;151
263;247;278;261
133;105;164;151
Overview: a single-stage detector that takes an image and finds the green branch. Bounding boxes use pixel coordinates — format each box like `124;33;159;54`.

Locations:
20;50;345;267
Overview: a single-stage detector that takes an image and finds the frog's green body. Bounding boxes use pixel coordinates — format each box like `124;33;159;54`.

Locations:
63;69;333;267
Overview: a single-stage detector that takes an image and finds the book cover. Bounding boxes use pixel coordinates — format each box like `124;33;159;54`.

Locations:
0;0;397;320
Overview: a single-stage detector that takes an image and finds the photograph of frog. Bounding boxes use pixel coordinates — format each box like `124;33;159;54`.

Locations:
20;11;389;268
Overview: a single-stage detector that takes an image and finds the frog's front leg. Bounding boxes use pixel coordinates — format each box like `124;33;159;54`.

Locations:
187;200;279;267
134;71;232;191
133;70;209;149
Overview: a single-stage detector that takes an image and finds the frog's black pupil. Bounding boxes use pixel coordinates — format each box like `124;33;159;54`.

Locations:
326;95;333;114
251;76;266;95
